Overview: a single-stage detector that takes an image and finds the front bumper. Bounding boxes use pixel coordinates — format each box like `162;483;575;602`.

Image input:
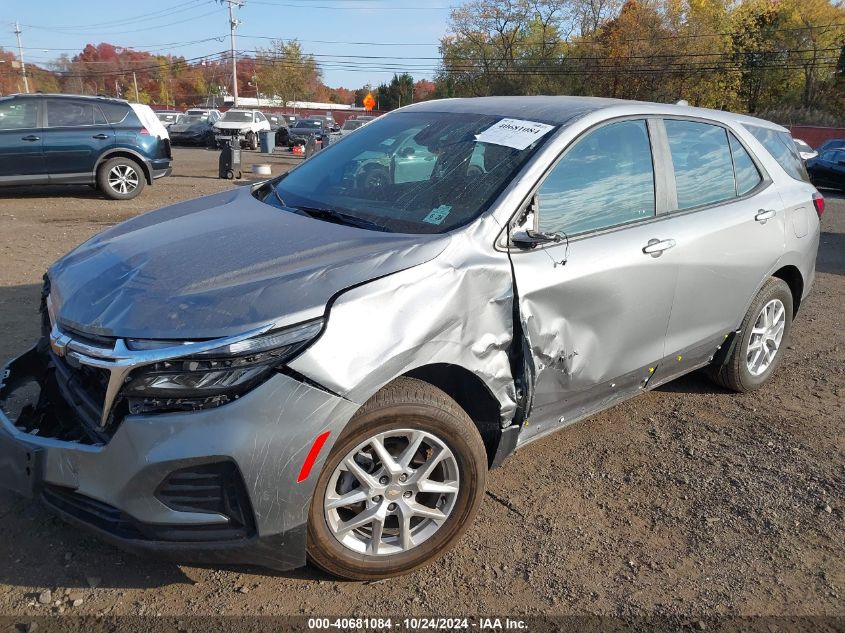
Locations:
0;346;358;570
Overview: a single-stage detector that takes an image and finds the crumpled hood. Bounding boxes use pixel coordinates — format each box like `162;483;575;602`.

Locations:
48;187;449;339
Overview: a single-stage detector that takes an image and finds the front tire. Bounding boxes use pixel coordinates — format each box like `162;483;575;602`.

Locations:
307;377;487;580
246;131;258;150
708;277;793;392
97;157;145;200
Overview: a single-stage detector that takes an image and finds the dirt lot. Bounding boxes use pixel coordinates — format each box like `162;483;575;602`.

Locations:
0;147;842;623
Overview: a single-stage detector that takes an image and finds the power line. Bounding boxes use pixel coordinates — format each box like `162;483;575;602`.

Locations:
21;6;220;36
20;0;210;32
240;33;439;46
247;0;455;9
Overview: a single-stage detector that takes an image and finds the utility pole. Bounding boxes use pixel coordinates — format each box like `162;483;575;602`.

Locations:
133;72;139;102
14;21;29;93
221;0;243;107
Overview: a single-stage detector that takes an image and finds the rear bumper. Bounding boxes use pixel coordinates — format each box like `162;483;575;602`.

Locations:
152;166;172;180
0;346;358;570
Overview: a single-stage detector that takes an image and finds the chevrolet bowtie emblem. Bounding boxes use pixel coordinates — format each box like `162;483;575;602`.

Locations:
50;333;72;357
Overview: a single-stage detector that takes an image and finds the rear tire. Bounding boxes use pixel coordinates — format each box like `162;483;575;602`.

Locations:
97;157;145;200
708;277;793;392
307;377;487;580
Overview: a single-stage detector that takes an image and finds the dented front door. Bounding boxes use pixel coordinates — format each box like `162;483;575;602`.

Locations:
510;222;679;441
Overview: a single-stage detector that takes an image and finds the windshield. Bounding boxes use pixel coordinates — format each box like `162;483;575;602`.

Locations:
157;112;181;122
296;119;323;129
181;115;204;124
221;111;254;122
342;120;364;131
261;111;556;234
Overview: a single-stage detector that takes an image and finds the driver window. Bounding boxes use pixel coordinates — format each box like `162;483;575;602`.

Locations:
537;120;656;236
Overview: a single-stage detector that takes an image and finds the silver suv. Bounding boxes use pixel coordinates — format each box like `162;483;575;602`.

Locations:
0;97;822;579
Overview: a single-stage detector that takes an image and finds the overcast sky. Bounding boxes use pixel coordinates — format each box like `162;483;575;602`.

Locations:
3;0;462;88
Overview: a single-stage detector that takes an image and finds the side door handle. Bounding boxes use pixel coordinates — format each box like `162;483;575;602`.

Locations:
21;135;40;141
642;238;676;257
92;133;110;140
755;209;776;223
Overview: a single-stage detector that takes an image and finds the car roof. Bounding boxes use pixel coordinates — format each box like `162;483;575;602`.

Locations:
3;93;129;105
401;95;786;132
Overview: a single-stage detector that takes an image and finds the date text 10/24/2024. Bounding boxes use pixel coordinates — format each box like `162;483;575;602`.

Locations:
307;617;529;630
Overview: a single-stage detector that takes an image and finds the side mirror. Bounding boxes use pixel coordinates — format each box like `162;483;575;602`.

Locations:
511;229;562;249
837;159;845;166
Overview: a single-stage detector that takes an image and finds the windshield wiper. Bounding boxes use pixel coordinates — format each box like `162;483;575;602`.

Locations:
270;184;286;208
293;205;392;232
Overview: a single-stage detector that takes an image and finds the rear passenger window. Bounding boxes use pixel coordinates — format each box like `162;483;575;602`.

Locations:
665;120;736;210
744;124;809;182
97;102;129;124
45;100;105;127
729;133;762;196
537;120;655;236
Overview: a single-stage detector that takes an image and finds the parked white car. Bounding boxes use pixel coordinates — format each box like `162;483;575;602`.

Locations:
794;138;818;161
213;109;271;150
185;108;222;124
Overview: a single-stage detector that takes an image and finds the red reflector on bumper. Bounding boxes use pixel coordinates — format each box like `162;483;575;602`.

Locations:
297;431;331;483
813;192;825;218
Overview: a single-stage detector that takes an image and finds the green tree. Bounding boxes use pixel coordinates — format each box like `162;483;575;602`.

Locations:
376;74;415;110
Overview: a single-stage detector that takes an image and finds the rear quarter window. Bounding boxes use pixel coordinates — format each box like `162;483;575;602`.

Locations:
97;102;130;124
744;124;809;183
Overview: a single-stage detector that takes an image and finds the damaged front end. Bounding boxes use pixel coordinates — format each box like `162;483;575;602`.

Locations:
0;286;359;570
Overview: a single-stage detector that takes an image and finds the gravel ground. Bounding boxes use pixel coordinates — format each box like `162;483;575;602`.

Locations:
0;148;842;623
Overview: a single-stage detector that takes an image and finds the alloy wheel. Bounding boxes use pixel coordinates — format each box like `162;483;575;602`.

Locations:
324;429;460;556
746;298;786;376
107;164;139;195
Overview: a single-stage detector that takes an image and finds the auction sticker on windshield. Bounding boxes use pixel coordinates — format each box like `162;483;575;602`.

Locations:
476;118;555;150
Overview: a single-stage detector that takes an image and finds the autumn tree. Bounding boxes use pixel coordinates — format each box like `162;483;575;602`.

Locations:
255;40;321;105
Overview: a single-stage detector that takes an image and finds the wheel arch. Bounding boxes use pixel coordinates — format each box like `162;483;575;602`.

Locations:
402;363;505;469
771;264;804;317
96;149;152;184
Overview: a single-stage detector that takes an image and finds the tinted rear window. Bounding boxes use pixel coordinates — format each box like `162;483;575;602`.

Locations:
744;124;809;182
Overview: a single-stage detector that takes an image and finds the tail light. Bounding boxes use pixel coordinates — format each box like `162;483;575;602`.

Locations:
139;127;150;136
812;192;825;218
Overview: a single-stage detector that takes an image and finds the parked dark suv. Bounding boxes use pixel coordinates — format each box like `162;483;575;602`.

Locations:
0;94;172;200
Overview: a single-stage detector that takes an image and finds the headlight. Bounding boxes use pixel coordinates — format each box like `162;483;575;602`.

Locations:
123;319;322;406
